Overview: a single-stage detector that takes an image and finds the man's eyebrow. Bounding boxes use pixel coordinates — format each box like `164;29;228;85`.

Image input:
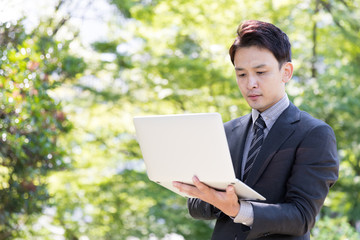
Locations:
254;64;267;69
235;64;267;71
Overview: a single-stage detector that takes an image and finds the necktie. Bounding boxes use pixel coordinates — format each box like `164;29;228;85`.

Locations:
243;115;266;181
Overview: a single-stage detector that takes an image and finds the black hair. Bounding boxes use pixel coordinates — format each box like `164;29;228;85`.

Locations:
229;20;291;68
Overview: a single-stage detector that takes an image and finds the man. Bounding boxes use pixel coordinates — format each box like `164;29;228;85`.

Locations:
173;20;339;239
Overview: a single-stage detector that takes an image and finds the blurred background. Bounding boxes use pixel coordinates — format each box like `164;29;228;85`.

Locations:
0;0;359;239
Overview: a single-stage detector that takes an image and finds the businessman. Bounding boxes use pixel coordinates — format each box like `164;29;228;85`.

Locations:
173;20;339;239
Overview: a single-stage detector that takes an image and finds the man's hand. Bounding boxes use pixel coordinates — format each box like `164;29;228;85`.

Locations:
172;176;240;217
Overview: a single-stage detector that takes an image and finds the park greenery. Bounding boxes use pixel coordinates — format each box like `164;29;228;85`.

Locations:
0;0;360;239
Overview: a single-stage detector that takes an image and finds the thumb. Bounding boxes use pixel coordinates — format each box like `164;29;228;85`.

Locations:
226;185;237;199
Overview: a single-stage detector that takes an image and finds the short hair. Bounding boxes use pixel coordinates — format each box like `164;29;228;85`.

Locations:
229;20;291;67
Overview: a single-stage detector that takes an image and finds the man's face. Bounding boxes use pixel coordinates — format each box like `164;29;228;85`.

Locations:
234;46;293;112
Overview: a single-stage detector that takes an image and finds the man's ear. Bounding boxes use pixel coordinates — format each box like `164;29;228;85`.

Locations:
282;62;293;83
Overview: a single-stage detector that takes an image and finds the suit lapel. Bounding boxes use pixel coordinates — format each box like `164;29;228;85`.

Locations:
228;114;252;178
245;103;301;187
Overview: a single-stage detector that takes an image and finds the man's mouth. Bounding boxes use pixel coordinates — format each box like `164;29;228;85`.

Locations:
248;93;261;100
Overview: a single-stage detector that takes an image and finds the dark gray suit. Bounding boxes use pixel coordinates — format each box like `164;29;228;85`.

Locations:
188;103;339;239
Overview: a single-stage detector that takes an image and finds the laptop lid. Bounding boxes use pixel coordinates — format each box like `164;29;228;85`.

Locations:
133;113;265;200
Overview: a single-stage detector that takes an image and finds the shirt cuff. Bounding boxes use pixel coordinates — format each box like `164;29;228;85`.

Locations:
233;200;254;226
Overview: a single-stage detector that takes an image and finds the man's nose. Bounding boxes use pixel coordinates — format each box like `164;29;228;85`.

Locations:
247;75;258;89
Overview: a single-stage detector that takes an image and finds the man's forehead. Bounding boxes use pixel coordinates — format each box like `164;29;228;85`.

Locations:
234;46;278;69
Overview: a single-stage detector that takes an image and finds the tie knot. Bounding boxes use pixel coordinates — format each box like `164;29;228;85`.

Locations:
254;115;266;131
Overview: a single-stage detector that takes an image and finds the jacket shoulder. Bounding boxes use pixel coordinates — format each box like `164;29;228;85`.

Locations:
224;114;251;132
298;110;333;131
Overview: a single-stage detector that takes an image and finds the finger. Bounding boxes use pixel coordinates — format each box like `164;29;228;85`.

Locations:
172;181;193;191
192;175;200;184
192;176;209;192
172;181;181;188
172;181;200;197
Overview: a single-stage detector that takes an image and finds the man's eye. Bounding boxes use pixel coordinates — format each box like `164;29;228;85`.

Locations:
257;71;265;75
238;73;246;77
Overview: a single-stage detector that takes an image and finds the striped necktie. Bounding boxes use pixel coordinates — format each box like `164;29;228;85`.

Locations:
243;115;266;181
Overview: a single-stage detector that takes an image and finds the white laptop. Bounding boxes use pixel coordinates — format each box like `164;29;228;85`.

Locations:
133;113;265;201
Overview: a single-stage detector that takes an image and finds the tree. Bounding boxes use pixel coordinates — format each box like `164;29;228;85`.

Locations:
0;5;85;238
3;0;360;239
293;0;360;229
106;0;360;238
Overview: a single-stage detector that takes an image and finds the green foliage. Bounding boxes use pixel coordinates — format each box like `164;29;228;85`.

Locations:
311;216;360;239
62;55;87;78
110;0;159;19
290;0;360;226
46;169;212;240
2;0;360;239
0;18;79;238
91;41;118;53
45;0;359;238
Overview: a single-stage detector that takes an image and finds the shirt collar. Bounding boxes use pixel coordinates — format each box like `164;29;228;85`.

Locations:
251;94;290;130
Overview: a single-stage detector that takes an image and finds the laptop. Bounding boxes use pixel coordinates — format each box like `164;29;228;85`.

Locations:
133;113;265;201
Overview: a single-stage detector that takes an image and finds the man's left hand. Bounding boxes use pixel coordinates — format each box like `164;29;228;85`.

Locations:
173;176;240;217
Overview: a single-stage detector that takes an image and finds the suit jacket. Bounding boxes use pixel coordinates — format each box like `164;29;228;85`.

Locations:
187;103;339;240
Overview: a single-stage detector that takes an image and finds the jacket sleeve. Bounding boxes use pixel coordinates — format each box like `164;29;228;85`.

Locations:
187;198;222;220
247;124;339;239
